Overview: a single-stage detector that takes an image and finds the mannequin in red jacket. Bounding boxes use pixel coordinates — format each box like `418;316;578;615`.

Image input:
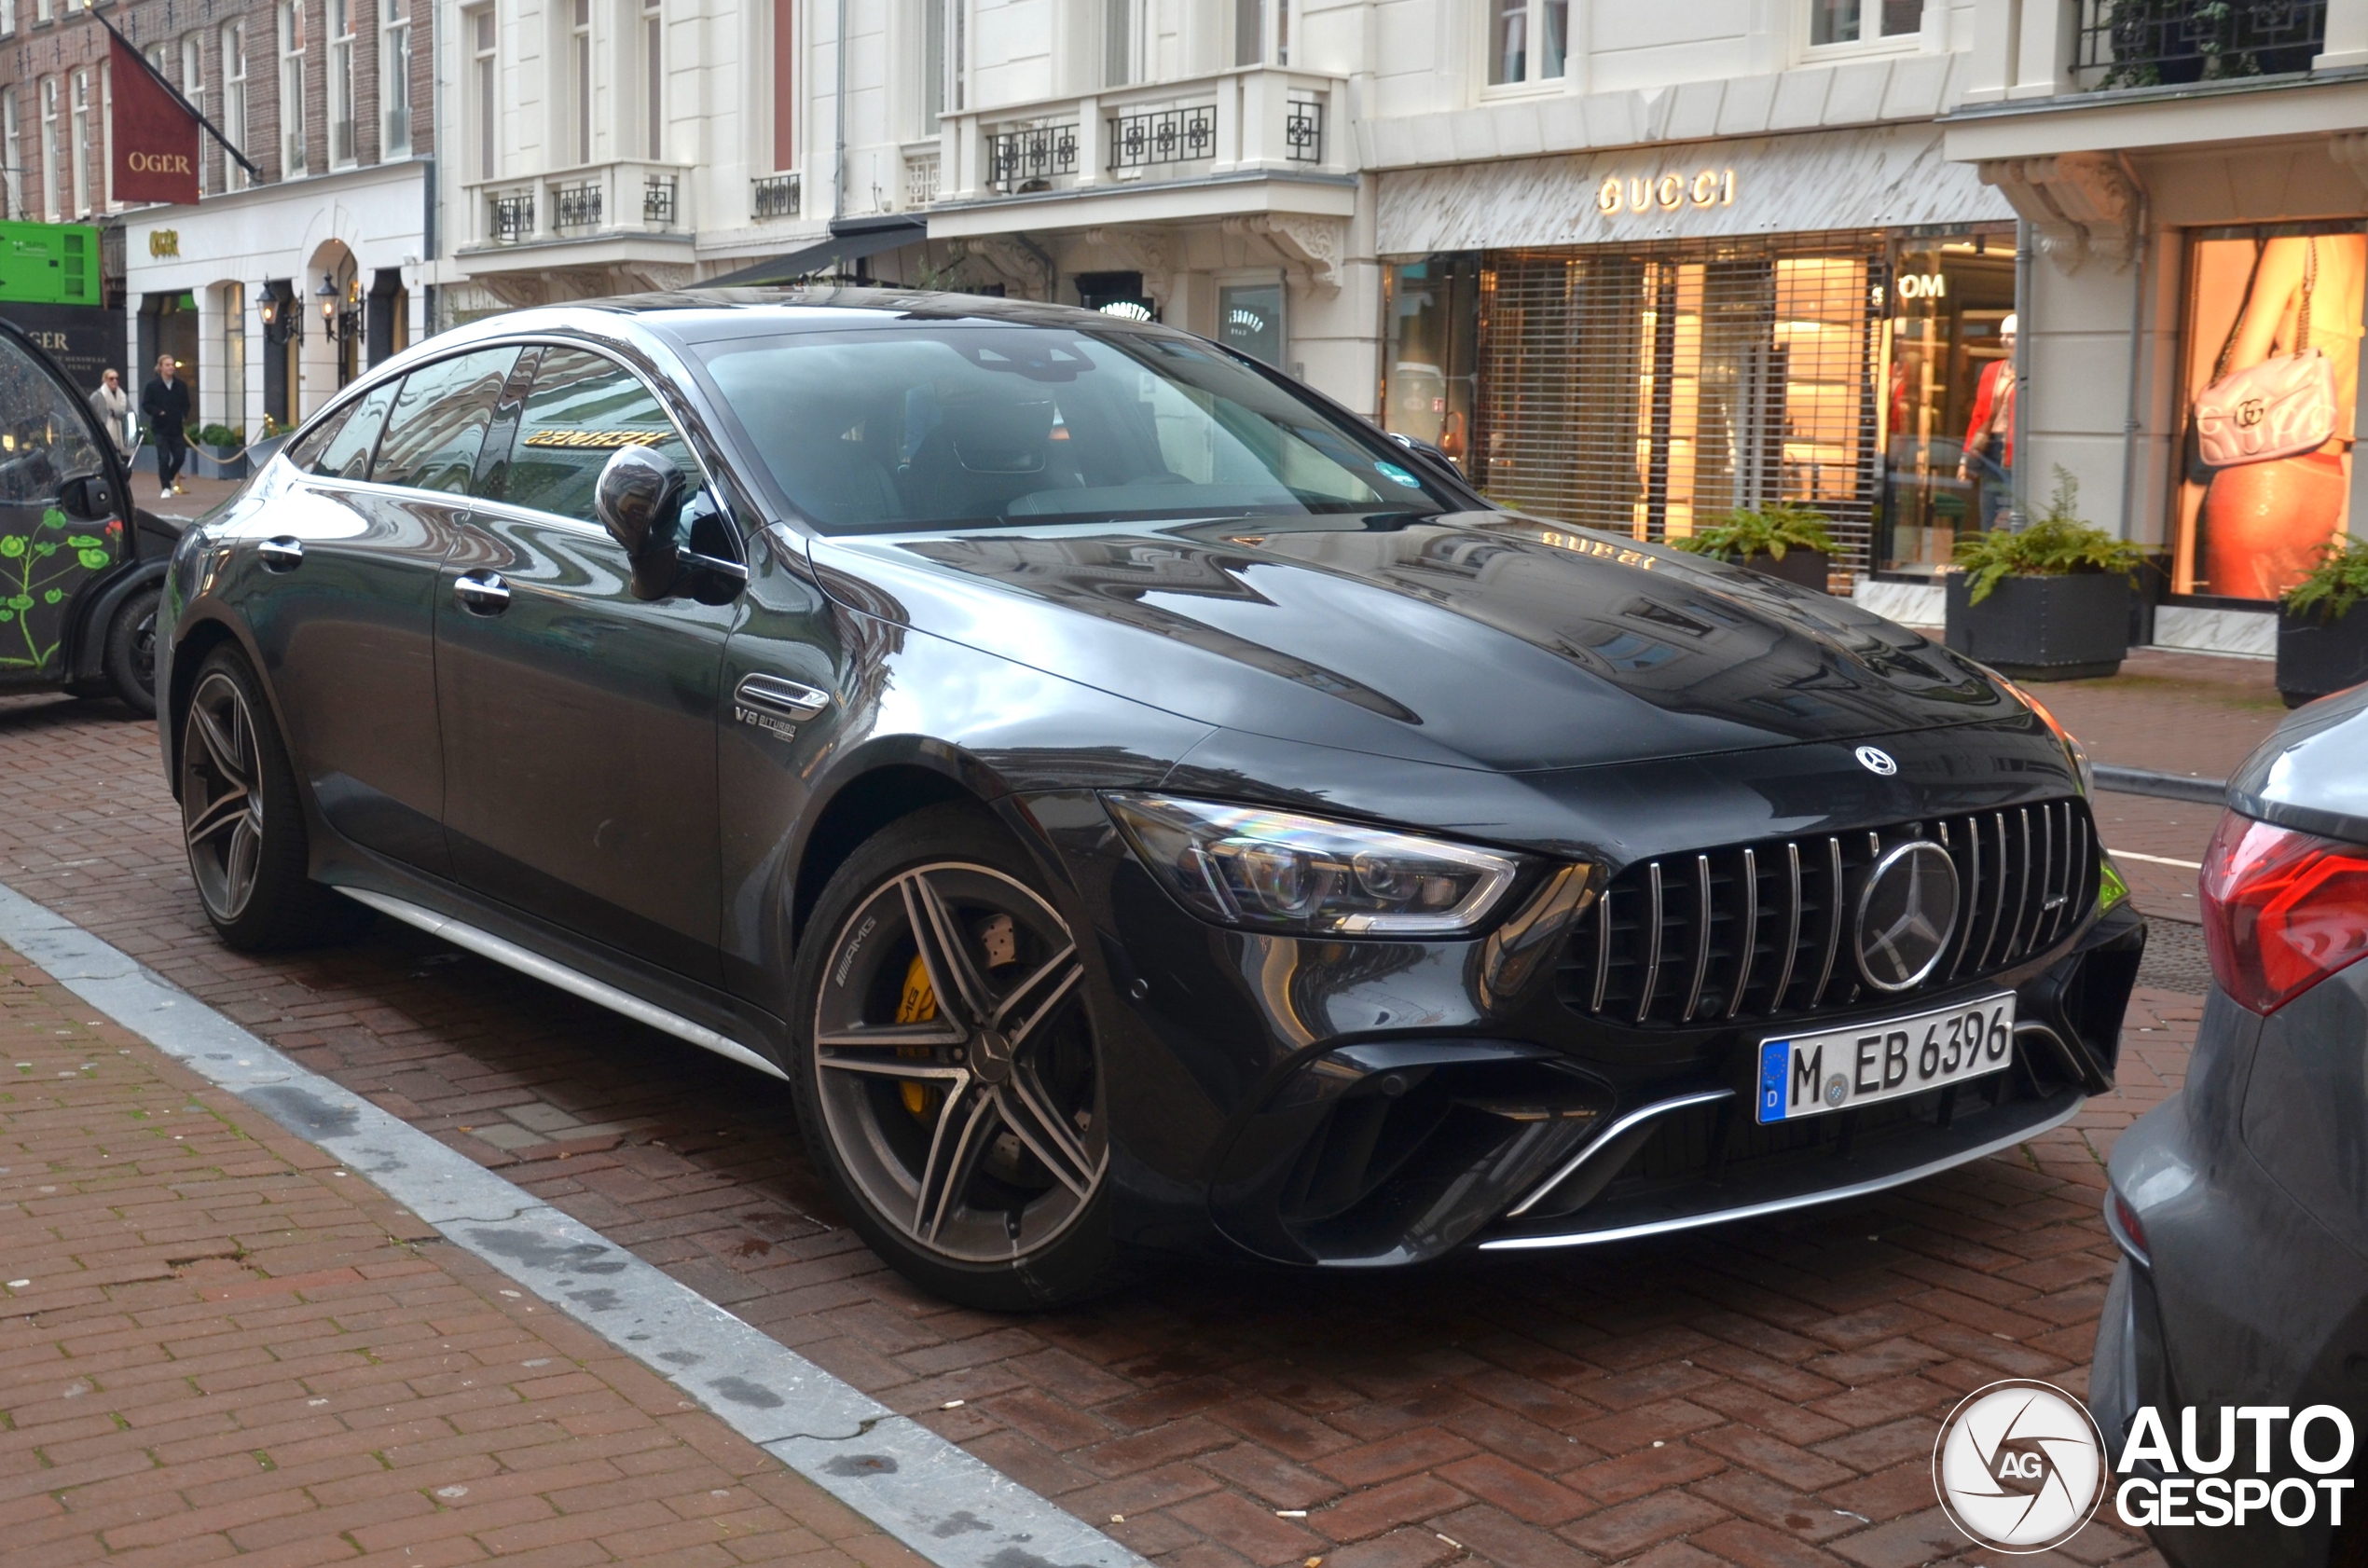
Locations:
1957;314;2016;529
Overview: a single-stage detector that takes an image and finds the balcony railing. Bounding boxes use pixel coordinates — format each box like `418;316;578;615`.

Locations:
2075;0;2326;89
465;161;694;249
554;182;603;231
490;192;535;245
988;123;1079;192
938;67;1348;203
1108;105;1214;170
904;146;941;208
752;171;802;220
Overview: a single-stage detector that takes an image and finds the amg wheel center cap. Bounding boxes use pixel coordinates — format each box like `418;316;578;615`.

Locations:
1854;841;1962;993
971;1027;1015;1084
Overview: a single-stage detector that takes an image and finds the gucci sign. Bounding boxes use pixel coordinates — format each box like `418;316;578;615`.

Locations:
1596;168;1737;215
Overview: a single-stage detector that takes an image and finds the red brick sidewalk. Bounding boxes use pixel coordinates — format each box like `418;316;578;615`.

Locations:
0;942;927;1568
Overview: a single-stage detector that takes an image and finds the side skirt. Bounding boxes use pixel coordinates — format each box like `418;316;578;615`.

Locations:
338;887;790;1082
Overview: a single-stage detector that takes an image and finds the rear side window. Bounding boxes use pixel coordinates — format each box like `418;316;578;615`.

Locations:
296;381;395;481
373;348;517;493
492;348;695;524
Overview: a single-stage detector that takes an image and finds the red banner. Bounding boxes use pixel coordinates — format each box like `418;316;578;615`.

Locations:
109;34;199;205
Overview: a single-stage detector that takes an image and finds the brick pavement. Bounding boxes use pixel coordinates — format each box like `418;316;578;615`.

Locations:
0;688;2201;1568
0;939;928;1568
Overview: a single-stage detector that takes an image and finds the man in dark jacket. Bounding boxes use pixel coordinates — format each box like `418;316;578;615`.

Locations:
140;353;191;499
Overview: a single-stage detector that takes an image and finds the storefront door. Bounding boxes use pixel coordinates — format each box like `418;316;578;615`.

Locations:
1879;231;2017;575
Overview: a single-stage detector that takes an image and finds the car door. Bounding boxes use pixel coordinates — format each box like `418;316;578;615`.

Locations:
246;348;516;875
435;344;737;985
0;323;126;684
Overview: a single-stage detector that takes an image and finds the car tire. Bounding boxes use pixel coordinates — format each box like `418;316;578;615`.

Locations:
788;802;1125;1311
102;584;160;718
178;645;364;952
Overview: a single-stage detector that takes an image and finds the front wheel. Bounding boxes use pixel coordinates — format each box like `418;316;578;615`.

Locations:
788;804;1121;1311
103;584;160;717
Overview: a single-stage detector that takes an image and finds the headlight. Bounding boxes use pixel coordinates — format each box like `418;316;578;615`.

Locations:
1106;794;1526;937
2001;677;2094;796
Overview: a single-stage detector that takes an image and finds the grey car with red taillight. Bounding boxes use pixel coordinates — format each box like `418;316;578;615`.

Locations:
2091;681;2368;1567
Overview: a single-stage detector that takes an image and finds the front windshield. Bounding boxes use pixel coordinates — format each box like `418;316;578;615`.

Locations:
692;324;1453;534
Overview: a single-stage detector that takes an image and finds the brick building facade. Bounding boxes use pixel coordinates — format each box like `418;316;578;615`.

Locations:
0;0;434;439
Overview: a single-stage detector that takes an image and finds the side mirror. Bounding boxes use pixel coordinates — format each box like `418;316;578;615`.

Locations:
593;444;685;600
58;473;115;522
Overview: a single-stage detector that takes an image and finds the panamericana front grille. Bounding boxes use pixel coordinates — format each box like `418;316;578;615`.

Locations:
1557;799;2094;1028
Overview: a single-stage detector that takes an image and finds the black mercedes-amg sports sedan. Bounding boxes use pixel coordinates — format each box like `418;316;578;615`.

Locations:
154;290;2144;1308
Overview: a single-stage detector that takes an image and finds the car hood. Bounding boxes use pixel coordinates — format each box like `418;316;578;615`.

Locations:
804;511;2017;774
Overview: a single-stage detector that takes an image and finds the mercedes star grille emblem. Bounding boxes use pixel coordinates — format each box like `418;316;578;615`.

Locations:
1856;745;1898;776
1855;841;1962;992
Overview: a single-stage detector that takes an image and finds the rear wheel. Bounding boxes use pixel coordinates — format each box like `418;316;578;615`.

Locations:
103;584;159;717
788;804;1119;1310
178;645;362;951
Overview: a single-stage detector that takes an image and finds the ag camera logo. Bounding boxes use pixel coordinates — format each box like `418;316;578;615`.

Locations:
1933;1380;2107;1552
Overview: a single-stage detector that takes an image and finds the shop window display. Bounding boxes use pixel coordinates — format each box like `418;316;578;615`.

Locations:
1381;257;1479;471
1879;231;2016;574
2176;226;2365;601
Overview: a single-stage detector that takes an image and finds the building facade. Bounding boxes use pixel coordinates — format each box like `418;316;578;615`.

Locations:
0;0;433;441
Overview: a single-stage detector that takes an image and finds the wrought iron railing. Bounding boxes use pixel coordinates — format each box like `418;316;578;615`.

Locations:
1107;105;1214;170
644;174;678;226
987;123;1079;191
752;171;802;220
2075;0;2326;88
554;182;603;231
490;192;535;244
1286;101;1324;162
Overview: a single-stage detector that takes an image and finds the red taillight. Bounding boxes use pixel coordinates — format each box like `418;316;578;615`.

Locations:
2199;812;2368;1014
2109;1188;2150;1263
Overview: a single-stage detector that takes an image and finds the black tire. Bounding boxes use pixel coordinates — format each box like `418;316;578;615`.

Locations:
177;645;365;952
787;802;1123;1311
103;584;160;718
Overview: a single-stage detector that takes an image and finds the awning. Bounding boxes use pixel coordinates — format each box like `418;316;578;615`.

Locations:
705;214;929;287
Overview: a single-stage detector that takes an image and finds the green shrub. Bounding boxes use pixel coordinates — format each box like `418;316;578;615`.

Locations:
1673;501;1838;562
1953;468;2146;605
2284;535;2368;624
193;423;244;447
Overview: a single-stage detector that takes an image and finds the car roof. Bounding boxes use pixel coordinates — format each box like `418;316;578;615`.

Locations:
424;287;1189;356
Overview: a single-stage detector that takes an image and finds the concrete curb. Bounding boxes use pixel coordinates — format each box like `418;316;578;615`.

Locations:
0;877;1147;1568
2093;764;2229;805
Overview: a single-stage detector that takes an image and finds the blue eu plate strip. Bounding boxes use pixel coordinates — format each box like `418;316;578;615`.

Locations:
1758;1039;1789;1123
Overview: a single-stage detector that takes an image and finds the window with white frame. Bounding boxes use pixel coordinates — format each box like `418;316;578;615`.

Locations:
381;0;409;157
1487;0;1568;85
328;0;355;164
919;0;943;134
640;0;661;160
1;2;16;40
470;7;495;180
37;76;55;220
1809;0;1924;47
67;68;87;215
279;0;306;175
1105;0;1139;87
183;35;205;193
97;59;108;207
34;0;49;25
2;91;19;218
224;22;248;188
571;0;591;165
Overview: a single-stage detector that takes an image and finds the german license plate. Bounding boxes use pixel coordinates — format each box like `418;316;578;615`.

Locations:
1755;996;2015;1124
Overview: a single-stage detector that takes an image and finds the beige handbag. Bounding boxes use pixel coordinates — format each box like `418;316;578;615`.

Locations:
2195;236;2341;469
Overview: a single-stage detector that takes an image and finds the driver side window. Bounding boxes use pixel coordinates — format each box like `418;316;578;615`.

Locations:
0;334;103;505
487;347;699;525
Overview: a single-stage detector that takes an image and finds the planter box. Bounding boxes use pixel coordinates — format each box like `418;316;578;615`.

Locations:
191;443;248;481
1740;547;1830;593
1944;571;2131;681
2277;602;2368;708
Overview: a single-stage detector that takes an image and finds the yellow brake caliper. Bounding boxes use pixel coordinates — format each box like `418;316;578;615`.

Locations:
895;955;937;1118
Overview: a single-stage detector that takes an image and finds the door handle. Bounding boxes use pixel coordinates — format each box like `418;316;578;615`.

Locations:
453;571;511;613
734;673;831;721
257;537;304;571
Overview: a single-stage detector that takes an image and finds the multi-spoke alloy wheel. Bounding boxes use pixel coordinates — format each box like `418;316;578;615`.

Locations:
181;667;267;922
807;850;1108;1274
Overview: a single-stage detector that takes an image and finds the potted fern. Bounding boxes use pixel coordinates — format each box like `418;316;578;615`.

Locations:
1673;501;1836;592
191;422;248;481
2278;536;2368;708
1945;469;2145;681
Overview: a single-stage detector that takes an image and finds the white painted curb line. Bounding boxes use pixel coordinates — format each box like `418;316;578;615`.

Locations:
0;879;1145;1568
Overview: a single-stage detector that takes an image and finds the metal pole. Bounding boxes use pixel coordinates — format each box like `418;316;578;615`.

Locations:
2012;217;2031;528
834;0;848;221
